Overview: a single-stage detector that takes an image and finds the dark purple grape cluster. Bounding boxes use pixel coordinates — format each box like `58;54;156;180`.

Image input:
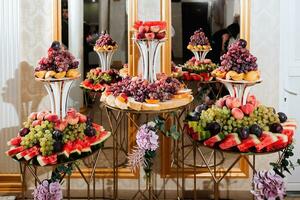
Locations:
35;41;79;72
220;39;258;73
107;76;181;102
95;33;117;47
189;28;210;46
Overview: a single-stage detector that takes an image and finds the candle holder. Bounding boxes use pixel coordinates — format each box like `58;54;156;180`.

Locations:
36;76;80;119
96;50;116;71
134;39;166;83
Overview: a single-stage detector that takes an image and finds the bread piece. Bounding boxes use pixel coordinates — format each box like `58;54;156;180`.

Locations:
127;97;142;111
115;96;128;110
106;95;116;107
142;103;161;111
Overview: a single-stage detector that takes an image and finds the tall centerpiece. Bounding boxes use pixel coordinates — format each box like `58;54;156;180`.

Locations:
212;39;261;105
94;31;118;71
133;21;167;83
34;41;80;118
187;28;212;61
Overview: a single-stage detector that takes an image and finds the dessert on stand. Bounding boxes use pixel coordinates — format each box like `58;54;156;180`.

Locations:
6;42;111;200
185;39;297;200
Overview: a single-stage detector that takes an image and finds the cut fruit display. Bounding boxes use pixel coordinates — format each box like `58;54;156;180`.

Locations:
94;31;118;52
186;95;297;153
101;76;193;111
187;28;211;52
133;21;167;40
6;109;111;166
171;57;218;81
80;68;122;92
212;39;260;82
34;41;80;80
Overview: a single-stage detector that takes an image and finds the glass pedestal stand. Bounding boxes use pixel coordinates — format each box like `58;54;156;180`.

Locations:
36;76;80;118
216;78;262;105
192;50;210;61
18;148;102;200
103;103;191;200
134;39;166;83
95;50;115;71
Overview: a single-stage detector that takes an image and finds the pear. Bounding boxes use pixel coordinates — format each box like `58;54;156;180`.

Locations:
45;71;56;79
54;71;66;79
66;69;80;78
34;71;46;79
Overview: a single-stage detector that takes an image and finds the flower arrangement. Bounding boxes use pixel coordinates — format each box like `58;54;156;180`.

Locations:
251;170;285;200
33;163;74;200
128;117;180;178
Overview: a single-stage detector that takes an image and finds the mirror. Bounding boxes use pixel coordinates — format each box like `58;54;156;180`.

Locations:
60;0;128;76
171;0;241;64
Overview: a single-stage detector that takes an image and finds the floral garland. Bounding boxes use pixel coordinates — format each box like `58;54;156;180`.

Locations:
128;117;180;178
33;163;74;200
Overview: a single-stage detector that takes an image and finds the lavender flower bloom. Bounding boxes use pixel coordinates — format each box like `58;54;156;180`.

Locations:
33;180;62;200
49;181;63;200
136;124;159;151
251;170;285;200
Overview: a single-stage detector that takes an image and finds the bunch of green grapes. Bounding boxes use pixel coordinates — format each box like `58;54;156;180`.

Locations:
21;120;54;150
39;131;54;156
62;123;86;143
200;106;231;128
249;105;280;130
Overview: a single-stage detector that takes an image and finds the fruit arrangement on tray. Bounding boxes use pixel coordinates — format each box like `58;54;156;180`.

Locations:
212;39;260;82
80;68;122;92
172;57;218;81
133;21;167;40
100;75;193;111
6;108;111;166
94;32;118;52
186;95;297;153
187;28;211;52
34;41;80;80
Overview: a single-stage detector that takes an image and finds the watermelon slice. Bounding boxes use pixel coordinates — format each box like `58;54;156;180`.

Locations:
203;133;225;147
6;146;25;157
255;132;278;152
37;154;57;166
282;128;294;144
237;134;260;152
24;146;40;161
281;119;297;128
60;141;74;158
219;133;241;150
16;148;31;160
7;136;22;146
80;79;93;90
266;134;289;152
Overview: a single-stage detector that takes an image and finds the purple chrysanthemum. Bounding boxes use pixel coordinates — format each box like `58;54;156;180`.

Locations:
251;170;286;200
33;180;62;200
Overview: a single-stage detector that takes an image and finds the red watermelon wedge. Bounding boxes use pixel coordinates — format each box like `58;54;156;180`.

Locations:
255;132;278;152
219;133;241;150
203;133;225;147
237;134;260;152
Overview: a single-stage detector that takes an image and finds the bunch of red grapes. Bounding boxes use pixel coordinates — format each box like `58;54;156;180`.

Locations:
189;28;210;46
107;76;181;102
220;39;258;73
95;33;117;47
35;42;79;72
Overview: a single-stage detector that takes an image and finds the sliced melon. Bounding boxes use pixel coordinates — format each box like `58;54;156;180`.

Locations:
237;134;260;152
219;133;241;150
203;133;225;147
255;132;278;152
7;136;22;146
6;146;25;157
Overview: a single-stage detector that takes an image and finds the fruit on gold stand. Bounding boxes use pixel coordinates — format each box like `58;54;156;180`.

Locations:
206;122;221;135
45;71;56;79
54;71;66;79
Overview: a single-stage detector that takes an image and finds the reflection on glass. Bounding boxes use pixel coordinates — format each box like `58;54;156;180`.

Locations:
171;0;240;64
61;0;128;76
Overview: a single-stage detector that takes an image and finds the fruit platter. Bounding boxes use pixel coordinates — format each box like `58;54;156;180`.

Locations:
186;95;297;153
187;28;212;61
172;57;218;81
6;108;111;166
212;39;260;83
80;68;122;92
100;75;193;111
34;41;80;80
